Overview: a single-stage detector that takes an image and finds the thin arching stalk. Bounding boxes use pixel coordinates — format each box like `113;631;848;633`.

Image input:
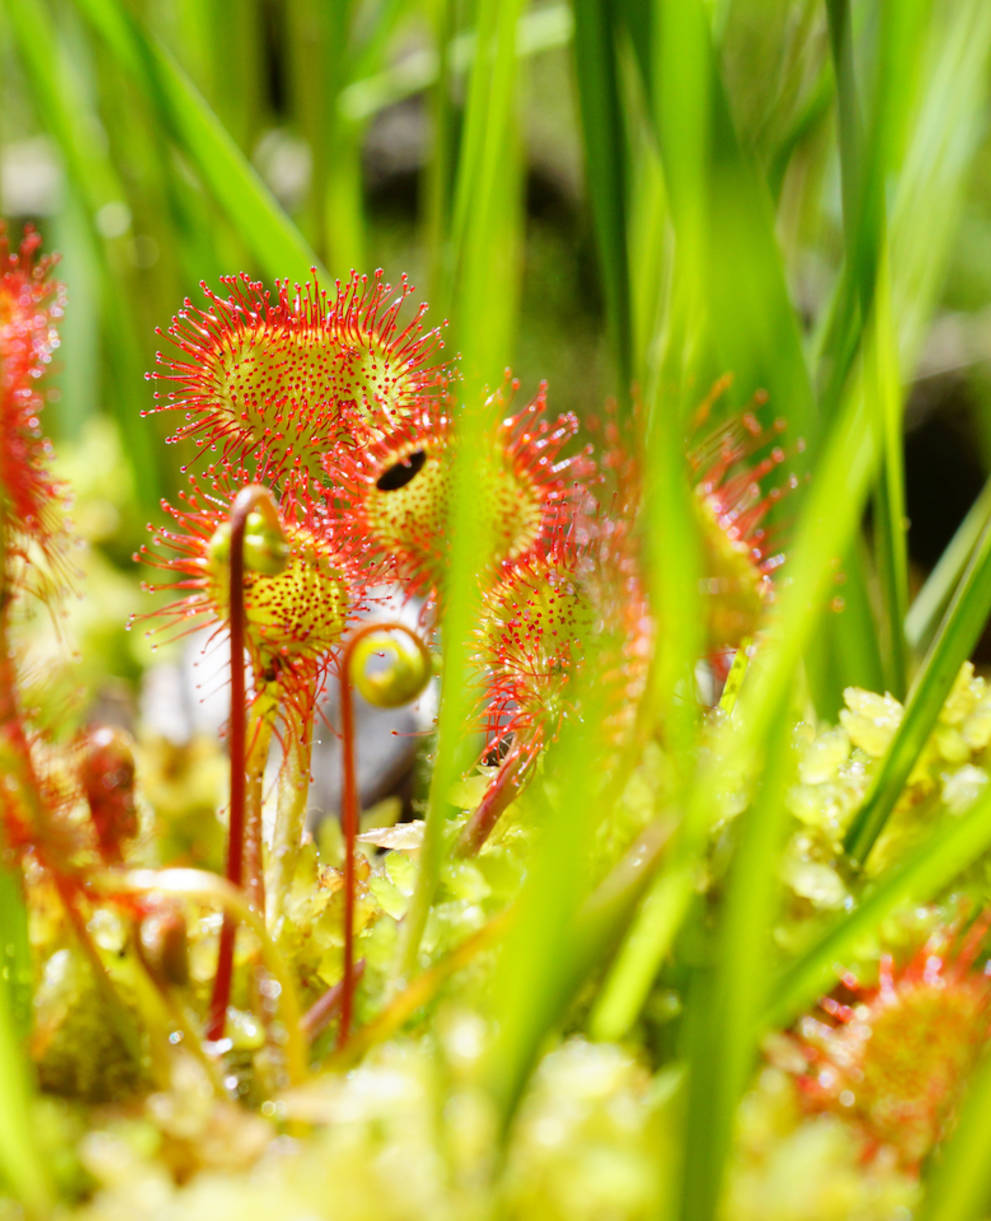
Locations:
207;485;283;1043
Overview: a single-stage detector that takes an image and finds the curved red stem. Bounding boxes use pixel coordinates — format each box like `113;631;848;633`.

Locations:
207;485;281;1043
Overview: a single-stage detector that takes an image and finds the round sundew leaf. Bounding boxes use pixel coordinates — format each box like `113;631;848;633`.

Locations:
151;271;451;491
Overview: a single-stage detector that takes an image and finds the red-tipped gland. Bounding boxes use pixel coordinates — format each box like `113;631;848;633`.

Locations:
148;270;452;492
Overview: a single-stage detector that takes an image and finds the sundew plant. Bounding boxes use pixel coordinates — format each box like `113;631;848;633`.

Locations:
2;2;991;1219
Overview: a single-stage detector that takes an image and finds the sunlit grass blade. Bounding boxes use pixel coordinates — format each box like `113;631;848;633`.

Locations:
635;0;817;445
397;0;525;978
869;255;910;697
593;321;880;1046
480;681;622;1127
907;478;991;653
572;0;632;391
70;0;323;282
917;1043;991;1221
766;778;991;1030
633;0;877;722
679;716;793;1221
822;0;929;698
0;863;49;1216
844;510;991;864
627;135;670;396
6;0;163;502
421;0;456;299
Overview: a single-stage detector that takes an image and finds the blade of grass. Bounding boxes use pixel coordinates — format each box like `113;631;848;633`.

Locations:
632;0;880;722
397;0;525;978
70;0;324;282
480;702;608;1125
572;0;632;392
591;313;880;1043
632;0;818;447
5;0;163;502
823;0;929;698
587;0;708;1027
869;251;910;696
0;978;48;1216
917;1042;991;1221
627;131;670;396
844;510;991;864
679;713;794;1221
421;0;456;300
766;777;991;1029
0;858;49;1215
907;478;991;653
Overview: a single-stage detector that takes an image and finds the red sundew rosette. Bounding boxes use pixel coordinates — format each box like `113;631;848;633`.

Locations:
0;224;67;565
146;269;453;500
319;376;598;605
792;915;991;1169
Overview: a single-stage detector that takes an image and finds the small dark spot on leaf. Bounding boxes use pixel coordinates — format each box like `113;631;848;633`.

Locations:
376;450;426;491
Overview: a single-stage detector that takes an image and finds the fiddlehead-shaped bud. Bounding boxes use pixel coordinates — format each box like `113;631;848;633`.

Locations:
349;626;432;709
206;502;289;578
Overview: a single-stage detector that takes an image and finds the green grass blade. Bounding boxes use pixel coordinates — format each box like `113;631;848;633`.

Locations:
572;0;632;391
6;0;163;501
917;1046;991;1221
679;715;794;1221
868;253;910;696
907;478;991;653
591;353;878;1045
0;863;49;1215
767;779;991;1030
397;0;525;978
822;0;928;698
844;510;991;864
421;0;456;299
480;689;611;1125
638;0;817;445
70;0;323;281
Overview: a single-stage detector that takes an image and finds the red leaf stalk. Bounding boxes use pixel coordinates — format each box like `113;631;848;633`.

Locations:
207;484;282;1043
